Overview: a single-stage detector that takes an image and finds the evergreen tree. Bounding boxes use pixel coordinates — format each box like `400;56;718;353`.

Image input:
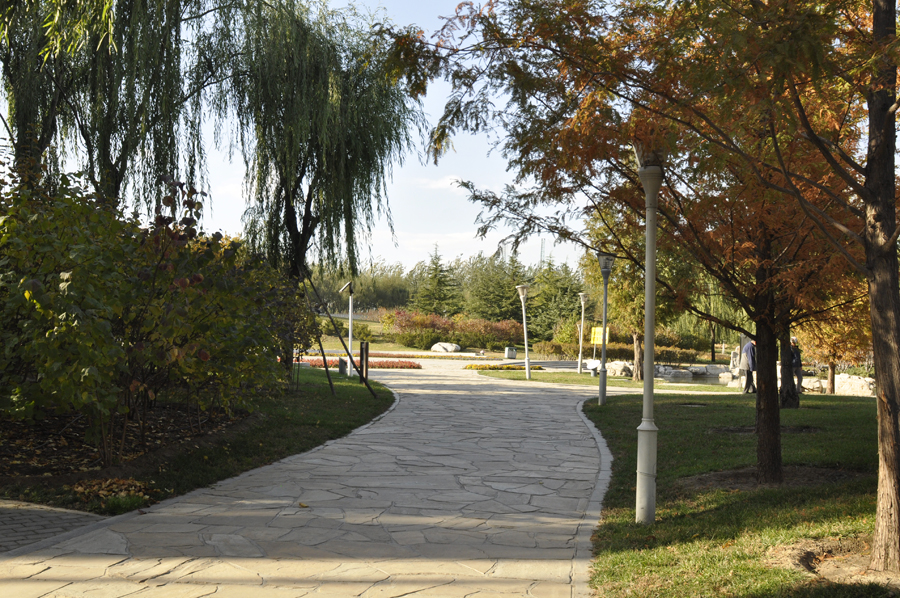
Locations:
409;246;462;316
527;261;582;341
463;253;526;322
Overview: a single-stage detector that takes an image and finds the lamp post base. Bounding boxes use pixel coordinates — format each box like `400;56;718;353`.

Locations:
598;368;608;405
635;419;658;524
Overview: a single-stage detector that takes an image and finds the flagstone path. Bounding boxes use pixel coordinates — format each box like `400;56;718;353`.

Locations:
0;360;616;597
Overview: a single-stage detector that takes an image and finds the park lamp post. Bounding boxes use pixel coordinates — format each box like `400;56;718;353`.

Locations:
577;292;588;374
340;281;354;377
516;284;531;380
598;252;616;406
633;141;665;525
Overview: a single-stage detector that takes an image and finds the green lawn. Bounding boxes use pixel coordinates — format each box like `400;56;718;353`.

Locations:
477;369;737;392
583;393;884;597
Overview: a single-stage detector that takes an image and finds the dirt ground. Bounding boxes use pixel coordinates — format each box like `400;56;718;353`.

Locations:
680;466;898;589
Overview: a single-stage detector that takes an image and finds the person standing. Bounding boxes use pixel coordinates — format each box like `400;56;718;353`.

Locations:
740;339;757;393
791;337;803;393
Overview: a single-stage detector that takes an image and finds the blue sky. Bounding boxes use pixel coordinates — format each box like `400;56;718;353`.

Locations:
202;0;584;270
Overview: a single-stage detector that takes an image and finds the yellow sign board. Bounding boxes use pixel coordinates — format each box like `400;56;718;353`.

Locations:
590;326;608;344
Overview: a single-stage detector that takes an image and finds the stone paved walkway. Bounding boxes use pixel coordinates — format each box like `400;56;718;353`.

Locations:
0;500;104;553
0;360;617;597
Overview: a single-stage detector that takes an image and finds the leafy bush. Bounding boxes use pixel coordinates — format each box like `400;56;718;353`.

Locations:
552;316;580;344
384;310;523;350
0;173;301;464
396;329;444;350
656;347;703;364
532;341;636;361
320;317;347;338
353;322;374;342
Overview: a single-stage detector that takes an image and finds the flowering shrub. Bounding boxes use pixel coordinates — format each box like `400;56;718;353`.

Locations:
384;310;523;351
464;364;544;371
300;358;421;369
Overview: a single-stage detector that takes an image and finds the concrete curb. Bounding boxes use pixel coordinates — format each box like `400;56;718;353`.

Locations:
573;397;614;598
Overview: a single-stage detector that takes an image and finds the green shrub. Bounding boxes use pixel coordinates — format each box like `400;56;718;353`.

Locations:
385;310;522;350
0;173;296;464
353;322;374;342
396;330;444;350
320;317;347;338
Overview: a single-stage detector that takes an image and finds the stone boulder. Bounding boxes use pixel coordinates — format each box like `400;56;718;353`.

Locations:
835;374;876;396
719;371;734;382
688;365;709;376
666;369;693;380
431;342;462;353
608;361;633;377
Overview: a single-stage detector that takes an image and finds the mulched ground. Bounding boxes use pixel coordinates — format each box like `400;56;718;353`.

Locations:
0;404;249;481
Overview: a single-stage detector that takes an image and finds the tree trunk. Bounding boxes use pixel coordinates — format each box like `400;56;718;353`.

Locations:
779;333;799;409
827;363;836;394
866;0;900;573
710;323;716;363
866;241;900;572
755;320;782;483
632;332;643;382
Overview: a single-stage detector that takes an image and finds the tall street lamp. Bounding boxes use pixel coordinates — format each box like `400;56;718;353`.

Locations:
598;252;616;405
633;142;665;525
516;284;531;380
340;281;354;377
577;292;588;374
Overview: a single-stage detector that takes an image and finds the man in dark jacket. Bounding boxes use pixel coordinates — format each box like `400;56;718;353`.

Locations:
740;340;757;394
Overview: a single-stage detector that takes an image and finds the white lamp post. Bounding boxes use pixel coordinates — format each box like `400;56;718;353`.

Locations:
516;284;531;380
598;252;616;405
577;292;588;374
633;142;665;525
340;281;354;377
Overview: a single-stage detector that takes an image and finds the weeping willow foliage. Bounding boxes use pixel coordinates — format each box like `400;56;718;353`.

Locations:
67;0;226;204
0;0;419;264
233;1;420;277
0;0;236;206
0;1;74;175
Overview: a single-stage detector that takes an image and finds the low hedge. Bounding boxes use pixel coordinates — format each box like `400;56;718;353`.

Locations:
532;341;703;364
464;364;544;371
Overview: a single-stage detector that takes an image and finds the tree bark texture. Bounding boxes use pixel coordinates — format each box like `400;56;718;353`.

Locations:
779;334;799;409
632;333;643;381
866;0;900;572
827;363;836;394
755;320;783;483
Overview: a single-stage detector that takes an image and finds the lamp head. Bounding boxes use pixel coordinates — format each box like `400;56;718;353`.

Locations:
578;292;588;305
339;281;353;294
632;142;668;169
516;284;529;300
598;252;616;275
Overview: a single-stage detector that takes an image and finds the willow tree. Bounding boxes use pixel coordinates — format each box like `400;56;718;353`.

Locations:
234;1;419;278
0;0;234;204
0;1;74;177
0;0;115;59
65;0;236;205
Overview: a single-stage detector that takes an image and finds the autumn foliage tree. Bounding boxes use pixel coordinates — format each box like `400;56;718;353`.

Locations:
390;0;900;572
798;287;872;393
382;0;900;571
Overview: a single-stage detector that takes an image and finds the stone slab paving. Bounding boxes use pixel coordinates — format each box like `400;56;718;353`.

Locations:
0;500;106;553
0;359;618;597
